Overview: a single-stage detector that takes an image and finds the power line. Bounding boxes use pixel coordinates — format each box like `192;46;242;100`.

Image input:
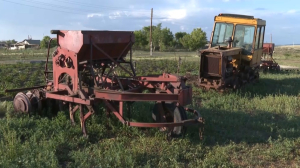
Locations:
13;0;99;13
3;0;151;14
1;0;167;19
1;0;208;30
52;0;149;11
1;0;152;16
1;0;203;25
1;0;89;15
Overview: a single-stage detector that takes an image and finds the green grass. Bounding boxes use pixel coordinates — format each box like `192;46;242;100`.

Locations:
0;48;300;167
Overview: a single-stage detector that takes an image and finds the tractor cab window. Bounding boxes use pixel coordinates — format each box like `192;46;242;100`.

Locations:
233;25;255;54
259;26;265;48
211;22;234;47
255;26;261;49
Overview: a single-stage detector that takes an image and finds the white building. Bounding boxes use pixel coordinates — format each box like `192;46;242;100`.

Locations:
10;39;40;50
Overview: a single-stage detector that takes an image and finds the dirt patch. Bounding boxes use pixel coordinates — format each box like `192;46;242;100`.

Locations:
280;65;299;69
276;45;300;49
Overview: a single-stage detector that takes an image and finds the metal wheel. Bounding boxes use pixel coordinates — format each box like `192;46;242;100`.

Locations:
233;77;240;90
276;65;280;72
263;66;268;73
152;102;187;138
13;92;32;114
246;72;250;82
254;71;260;83
26;90;42;113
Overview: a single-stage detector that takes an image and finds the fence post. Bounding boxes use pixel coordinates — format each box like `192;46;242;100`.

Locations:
177;56;181;74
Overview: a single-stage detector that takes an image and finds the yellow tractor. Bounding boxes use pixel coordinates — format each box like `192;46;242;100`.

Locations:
198;13;266;91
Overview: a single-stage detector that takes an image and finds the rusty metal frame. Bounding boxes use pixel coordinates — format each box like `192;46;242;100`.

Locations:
260;43;279;70
44;37;57;82
90;36;135;77
6;30;204;139
104;100;203;128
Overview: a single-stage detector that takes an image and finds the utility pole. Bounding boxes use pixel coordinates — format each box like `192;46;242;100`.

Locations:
150;8;153;56
270;33;272;43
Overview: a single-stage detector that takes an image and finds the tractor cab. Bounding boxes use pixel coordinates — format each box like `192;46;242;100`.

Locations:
210;14;266;57
207;13;266;68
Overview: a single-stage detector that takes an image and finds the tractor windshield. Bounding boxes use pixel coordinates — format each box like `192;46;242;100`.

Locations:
233;24;255;54
211;22;234;47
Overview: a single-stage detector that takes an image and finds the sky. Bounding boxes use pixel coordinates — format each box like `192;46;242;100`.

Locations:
0;0;299;45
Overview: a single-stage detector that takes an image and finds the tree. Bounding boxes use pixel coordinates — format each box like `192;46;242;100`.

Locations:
159;27;174;51
189;28;207;50
40;36;57;49
175;32;187;48
180;34;191;49
152;23;162;50
5;39;17;47
147;23;175;51
175;32;187;42
133;23;175;51
180;28;207;51
133;30;148;50
131;23;207;51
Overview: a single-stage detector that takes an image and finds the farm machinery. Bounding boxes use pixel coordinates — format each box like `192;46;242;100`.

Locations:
5;30;204;139
260;43;280;71
197;13;266;91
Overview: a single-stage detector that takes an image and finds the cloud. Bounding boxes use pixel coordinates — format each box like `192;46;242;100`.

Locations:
87;13;103;18
286;9;298;14
281;26;292;29
87;8;187;21
159;9;187;20
85;0;219;23
225;8;297;17
68;22;95;30
255;8;266;10
108;11;124;19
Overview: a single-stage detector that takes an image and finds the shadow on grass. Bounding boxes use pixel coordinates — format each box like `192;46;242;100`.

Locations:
185;107;300;146
239;77;300;97
74;100;300;147
185;71;300;98
2;95;300;148
85;102;300;147
215;70;300;98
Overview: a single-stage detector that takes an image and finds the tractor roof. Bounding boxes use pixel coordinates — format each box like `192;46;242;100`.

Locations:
218;13;254;19
215;13;266;26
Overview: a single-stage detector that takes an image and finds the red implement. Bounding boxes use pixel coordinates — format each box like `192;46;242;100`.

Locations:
260;43;280;71
6;30;204;140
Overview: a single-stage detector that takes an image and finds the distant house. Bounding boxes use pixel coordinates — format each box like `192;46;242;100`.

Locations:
11;39;40;50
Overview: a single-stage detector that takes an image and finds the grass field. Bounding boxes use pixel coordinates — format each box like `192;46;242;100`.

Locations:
0;47;300;167
272;45;300;68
